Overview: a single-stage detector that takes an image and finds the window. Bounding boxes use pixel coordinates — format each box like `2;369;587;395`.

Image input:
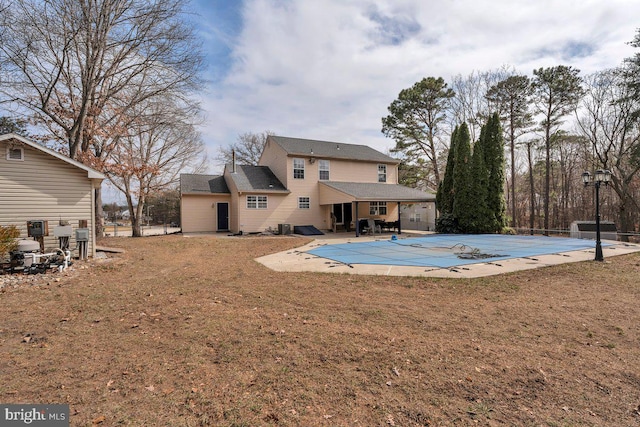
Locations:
298;197;310;209
293;158;305;179
318;159;330;180
247;195;268;209
410;213;421;223
370;201;387;216
6;146;24;161
378;164;387;182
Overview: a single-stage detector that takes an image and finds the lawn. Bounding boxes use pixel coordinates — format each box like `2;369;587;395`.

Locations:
1;234;639;426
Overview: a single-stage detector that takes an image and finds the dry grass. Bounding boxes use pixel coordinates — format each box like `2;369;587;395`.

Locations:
1;234;640;426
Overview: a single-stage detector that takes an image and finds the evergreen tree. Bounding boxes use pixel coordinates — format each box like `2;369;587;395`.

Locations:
436;126;458;216
484;113;507;231
452;123;474;233
469;125;490;232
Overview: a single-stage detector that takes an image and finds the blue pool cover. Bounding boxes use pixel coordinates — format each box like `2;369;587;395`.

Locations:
307;234;606;268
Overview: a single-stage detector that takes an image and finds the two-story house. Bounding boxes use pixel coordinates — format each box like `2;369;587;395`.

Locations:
180;136;436;235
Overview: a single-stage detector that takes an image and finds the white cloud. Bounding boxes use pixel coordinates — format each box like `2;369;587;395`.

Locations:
195;0;640;173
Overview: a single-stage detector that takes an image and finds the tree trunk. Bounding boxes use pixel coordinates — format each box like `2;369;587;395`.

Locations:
527;143;535;235
94;186;104;238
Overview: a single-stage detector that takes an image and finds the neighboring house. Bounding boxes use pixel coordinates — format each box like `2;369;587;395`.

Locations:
0;133;105;257
180;135;436;235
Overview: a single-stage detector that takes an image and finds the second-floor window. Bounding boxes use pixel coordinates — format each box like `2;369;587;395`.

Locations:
293;158;305;179
318;160;330;180
378;164;387;182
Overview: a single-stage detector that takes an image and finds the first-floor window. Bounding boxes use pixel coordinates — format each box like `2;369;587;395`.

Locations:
298;196;310;209
410;213;421;222
370;201;387;216
247;195;268;209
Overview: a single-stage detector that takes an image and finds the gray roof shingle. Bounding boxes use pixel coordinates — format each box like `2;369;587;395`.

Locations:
180;174;230;194
320;181;435;202
226;165;289;193
269;135;399;164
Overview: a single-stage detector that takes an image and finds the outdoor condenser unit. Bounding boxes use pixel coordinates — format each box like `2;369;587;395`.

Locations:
278;223;292;235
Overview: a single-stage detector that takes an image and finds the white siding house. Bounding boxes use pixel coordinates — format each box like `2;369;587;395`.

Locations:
0;134;105;257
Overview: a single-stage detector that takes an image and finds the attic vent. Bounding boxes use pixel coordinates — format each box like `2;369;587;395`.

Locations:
6;146;24;161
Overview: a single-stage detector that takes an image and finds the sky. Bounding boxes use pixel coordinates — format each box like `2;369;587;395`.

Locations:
189;0;640;175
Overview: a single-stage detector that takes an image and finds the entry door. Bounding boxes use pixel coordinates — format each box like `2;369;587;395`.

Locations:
217;202;229;231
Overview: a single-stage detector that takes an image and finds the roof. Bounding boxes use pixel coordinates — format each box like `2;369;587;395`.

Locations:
320;181;436;202
180;174;230;194
0;133;105;180
268;135;399;164
226;165;289;193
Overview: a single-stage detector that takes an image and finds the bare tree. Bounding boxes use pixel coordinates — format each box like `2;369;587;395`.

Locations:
105;97;206;237
0;0;204;234
217;131;274;166
576;68;640;240
449;66;515;141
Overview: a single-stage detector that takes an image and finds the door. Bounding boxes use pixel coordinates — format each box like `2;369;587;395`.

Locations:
217;202;229;231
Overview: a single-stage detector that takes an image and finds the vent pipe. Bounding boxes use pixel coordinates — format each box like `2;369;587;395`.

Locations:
232;149;236;173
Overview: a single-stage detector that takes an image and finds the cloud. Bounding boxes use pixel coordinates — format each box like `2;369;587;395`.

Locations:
193;0;640;173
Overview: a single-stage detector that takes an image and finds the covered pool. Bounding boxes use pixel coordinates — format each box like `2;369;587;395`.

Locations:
307;234;608;269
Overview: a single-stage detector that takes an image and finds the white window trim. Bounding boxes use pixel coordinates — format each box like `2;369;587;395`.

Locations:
370;201;388;216
247;195;268;209
318;159;330;180
378;164;387;182
298;196;310;209
6;146;24;161
293;158;305;179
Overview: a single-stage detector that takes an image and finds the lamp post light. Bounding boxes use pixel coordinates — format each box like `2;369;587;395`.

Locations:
581;169;611;261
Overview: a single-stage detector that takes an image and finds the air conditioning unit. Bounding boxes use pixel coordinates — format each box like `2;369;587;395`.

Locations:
278;223;292;235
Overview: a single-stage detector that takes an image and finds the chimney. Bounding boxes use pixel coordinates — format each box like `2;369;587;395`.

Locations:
232;149;236;173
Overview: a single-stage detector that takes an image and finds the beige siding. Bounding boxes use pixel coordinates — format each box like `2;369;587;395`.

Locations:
0;140;97;256
258;139;289;187
180;194;231;233
322;158;398;184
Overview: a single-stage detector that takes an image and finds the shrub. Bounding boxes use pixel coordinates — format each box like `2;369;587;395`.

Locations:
0;225;20;261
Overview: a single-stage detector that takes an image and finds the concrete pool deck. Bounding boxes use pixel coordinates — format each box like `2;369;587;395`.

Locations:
255;232;640;278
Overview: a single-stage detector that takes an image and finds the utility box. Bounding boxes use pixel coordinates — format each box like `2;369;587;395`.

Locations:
570;221;617;241
278;223;292;235
75;228;90;242
53;225;73;238
27;220;48;237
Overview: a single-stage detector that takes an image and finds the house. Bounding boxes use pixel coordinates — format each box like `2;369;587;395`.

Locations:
0;133;105;257
180;135;436;235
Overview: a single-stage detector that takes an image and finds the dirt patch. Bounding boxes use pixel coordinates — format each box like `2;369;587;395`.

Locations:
1;234;640;426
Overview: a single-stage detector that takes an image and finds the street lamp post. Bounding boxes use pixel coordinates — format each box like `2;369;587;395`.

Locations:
581;169;611;261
